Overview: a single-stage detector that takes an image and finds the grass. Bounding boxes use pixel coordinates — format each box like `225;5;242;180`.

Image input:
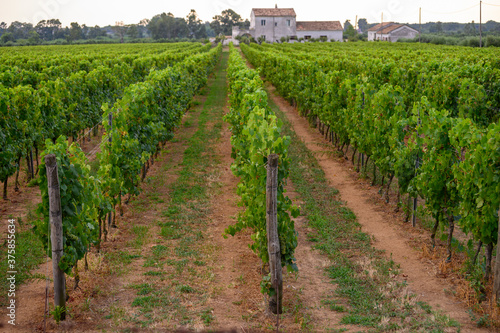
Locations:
265;84;461;332
105;250;141;276
122;49;229;329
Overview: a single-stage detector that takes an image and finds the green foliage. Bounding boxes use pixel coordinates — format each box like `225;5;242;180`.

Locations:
36;136;100;274
98;44;222;205
224;44;299;283
241;41;500;257
31;43;221;278
0;42;211;201
51;305;66;324
450;119;500;245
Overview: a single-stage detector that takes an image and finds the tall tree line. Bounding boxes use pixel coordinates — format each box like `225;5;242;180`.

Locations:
0;8;252;45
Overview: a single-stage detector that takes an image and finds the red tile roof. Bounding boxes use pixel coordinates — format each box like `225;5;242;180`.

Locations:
369;22;418;34
378;24;403;34
296;21;343;31
368;22;395;32
252;8;296;17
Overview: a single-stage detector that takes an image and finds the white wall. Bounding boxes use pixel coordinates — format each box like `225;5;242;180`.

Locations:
253;16;297;42
297;30;343;41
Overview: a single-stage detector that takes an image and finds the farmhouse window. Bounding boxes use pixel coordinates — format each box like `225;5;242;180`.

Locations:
286;20;291;26
261;20;266;26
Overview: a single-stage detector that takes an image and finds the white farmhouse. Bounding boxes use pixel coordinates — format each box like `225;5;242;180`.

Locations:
367;22;419;42
233;6;343;43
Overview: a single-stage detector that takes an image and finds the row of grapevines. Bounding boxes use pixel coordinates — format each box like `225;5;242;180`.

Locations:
0;43;205;89
224;44;299;289
0;43;210;199
0;42;201;85
98;43;222;219
34;44;222;276
241;43;499;270
251;42;499;126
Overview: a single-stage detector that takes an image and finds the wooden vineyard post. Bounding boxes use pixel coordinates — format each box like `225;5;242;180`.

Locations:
412;197;418;227
494;207;500;302
108;112;112;230
266;154;283;315
45;154;66;320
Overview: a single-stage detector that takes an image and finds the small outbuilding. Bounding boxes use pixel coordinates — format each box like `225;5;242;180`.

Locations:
368;22;419;42
296;21;343;41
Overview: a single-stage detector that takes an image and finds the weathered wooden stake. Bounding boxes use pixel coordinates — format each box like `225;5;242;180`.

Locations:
108;112;113;230
412;197;418;227
30;147;35;180
266;154;282;315
493;208;500;302
45;154;66;320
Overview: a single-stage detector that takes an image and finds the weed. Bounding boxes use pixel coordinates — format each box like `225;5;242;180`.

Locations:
130;283;155;295
201;308;214;324
177;284;196;293
51;306;66;324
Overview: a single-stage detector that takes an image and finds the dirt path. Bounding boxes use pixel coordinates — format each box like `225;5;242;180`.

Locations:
205;49;363;332
266;84;491;333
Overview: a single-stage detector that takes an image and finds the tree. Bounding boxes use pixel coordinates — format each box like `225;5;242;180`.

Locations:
211;9;242;36
358;18;368;32
148;13;188;40
436;21;443;33
88;25;106;39
69;22;83;41
127;24;141;39
0;32;15;43
430;21;443;33
464;21;477;35
138;19;150;38
210;20;222;36
113;21;127;43
35;19;62;41
186;9;206;39
239;19;250;30
345;25;358;40
0;22;7;35
344;20;353;31
28;30;41;44
204;22;215;37
82;24;89;39
8;21;34;40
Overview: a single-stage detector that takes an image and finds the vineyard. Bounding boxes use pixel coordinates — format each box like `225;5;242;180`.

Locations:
242;41;500;286
0;41;499;332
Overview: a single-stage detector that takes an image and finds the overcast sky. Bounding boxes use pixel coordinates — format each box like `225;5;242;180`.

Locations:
1;0;499;27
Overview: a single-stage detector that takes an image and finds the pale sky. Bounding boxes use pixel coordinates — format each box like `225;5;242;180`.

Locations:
1;0;499;27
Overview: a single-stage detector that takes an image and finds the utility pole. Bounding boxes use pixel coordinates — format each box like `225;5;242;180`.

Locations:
419;7;422;43
380;12;383;41
480;1;482;47
355;15;358;31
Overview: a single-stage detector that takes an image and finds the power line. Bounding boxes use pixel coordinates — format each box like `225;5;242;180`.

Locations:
422;4;479;15
483;2;500;6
